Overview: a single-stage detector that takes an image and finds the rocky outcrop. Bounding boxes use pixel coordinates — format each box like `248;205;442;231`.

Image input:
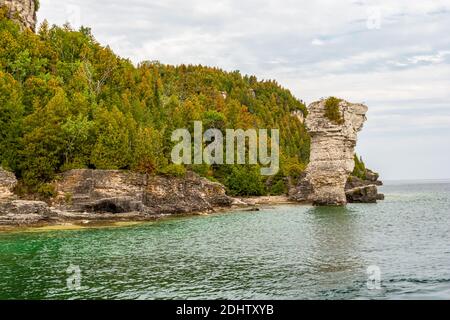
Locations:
0;167;17;200
0;200;56;225
0;0;37;31
289;99;369;205
0;168;233;226
345;174;384;203
345;185;384;203
54;169;232;215
144;173;233;214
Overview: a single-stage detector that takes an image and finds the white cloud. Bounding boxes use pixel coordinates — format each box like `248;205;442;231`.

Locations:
311;38;324;46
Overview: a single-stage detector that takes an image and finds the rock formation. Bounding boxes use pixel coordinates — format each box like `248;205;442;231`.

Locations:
290;99;371;205
0;0;37;31
345;171;384;203
54;169;233;215
1;169;233;226
0;167;17;200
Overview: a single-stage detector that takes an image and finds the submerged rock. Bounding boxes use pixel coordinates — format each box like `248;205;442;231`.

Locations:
290;99;369;206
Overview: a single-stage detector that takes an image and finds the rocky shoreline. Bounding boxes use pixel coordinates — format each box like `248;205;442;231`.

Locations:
0;168;383;230
0;167;298;229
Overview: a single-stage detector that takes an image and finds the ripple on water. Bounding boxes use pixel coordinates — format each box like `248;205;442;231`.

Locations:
0;182;449;299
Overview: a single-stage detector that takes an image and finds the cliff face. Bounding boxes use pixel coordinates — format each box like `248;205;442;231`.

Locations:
0;0;37;31
0;167;17;200
290;99;369;205
54;169;233;215
1;169;233;226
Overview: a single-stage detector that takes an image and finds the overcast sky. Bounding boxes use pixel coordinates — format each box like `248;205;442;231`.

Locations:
37;0;450;180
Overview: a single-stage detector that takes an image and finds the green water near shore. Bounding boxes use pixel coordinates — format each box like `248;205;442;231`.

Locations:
0;181;449;299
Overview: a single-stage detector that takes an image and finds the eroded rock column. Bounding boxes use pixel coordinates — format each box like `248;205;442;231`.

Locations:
290;99;368;206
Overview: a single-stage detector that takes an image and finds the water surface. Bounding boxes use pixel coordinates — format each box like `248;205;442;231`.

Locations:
0;181;449;299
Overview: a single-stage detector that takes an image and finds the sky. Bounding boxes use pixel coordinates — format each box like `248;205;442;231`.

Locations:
37;0;450;180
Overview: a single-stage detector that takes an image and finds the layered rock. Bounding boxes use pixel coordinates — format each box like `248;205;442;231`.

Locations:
0;0;37;31
345;172;384;203
0;167;17;200
0;200;55;225
289;99;369;205
1;168;233;226
54;169;232;215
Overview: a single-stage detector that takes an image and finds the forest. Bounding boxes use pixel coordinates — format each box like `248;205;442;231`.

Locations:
0;8;366;198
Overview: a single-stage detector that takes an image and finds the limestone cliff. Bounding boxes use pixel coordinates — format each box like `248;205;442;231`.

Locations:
53;169;233;215
1;169;233;226
0;0;37;31
289;99;371;205
0;167;17;200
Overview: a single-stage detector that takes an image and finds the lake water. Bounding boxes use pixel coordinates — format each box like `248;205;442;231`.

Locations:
0;181;449;300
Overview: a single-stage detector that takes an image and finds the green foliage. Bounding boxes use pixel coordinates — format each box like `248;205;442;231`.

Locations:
19;88;69;185
0;14;313;196
159;164;187;177
36;183;56;199
324;97;343;124
132;127;167;174
0;71;23;169
225;165;266;196
282;157;306;180
90;107;135;170
269;179;287;196
352;154;367;179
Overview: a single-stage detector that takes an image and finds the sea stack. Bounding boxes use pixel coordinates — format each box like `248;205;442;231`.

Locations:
0;0;37;31
290;98;368;206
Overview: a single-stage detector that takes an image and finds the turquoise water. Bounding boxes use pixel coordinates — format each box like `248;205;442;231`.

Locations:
0;181;449;300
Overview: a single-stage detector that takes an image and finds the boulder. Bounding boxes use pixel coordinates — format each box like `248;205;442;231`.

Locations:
345;175;384;202
346;185;382;203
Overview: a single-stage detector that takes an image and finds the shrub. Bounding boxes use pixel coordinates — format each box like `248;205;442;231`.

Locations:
224;165;265;196
284;161;306;180
352;155;367;179
324;97;344;124
269;179;287;195
159;164;187;177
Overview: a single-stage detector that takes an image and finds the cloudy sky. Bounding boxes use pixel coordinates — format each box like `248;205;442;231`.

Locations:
37;0;450;180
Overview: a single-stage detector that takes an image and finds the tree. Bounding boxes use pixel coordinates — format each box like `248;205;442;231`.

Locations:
90;107;136;169
61;114;93;170
225;165;265;196
19;88;69;185
132;127;167;174
0;71;23;170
